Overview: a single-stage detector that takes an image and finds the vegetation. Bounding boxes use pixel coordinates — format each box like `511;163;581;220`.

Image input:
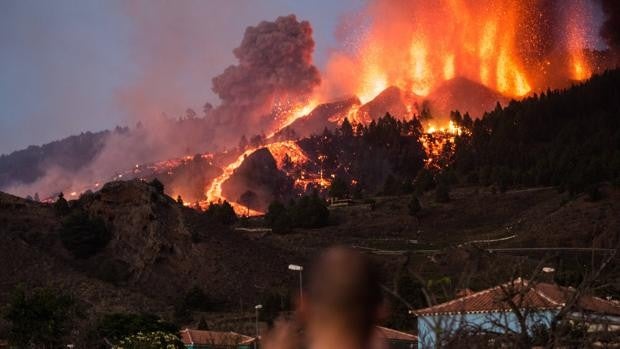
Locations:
4;286;77;348
204;200;237;225
266;193;329;233
239;190;259;215
54;192;70;216
450;70;620;195
112;331;184;349
96;313;179;344
59;210;111;258
298;113;426;196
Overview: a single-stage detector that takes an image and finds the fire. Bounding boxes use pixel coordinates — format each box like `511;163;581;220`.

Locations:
204;147;258;208
269;98;319;138
202;140;312;216
410;38;433;96
566;0;592;81
358;65;389;104
425;120;460;135
323;0;596;107
422;120;461;168
265;141;310;169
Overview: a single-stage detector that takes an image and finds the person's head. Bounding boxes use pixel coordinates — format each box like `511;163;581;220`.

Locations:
302;246;383;347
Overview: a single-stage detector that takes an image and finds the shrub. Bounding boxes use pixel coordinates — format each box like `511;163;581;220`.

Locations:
59;211;111;258
289;193;329;229
266;194;329;232
4;286;76;348
112;331;184;349
96;313;178;343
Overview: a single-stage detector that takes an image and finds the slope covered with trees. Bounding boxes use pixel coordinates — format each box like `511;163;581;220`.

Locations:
450;69;620;194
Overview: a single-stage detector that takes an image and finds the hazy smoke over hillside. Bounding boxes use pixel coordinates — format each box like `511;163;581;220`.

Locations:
212;14;321;137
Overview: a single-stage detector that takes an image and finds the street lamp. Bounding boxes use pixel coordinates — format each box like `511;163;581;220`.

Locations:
254;304;262;349
288;264;304;302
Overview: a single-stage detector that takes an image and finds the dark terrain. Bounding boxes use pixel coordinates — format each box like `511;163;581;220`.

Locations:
1;179;618;337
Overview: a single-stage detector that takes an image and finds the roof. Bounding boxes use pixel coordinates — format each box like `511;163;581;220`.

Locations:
180;329;255;346
375;326;418;342
413;278;620;317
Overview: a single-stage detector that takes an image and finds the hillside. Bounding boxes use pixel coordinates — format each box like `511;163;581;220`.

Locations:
0;180;298;334
1;180;619;339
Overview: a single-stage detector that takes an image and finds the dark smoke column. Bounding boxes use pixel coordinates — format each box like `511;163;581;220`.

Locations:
212;15;321;136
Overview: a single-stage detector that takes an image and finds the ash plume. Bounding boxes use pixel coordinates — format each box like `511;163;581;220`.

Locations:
211;15;321;138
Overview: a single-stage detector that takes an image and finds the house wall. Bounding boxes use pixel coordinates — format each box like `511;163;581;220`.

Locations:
417;310;557;348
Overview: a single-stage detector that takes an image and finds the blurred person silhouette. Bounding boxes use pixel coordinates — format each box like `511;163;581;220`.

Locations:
263;246;388;349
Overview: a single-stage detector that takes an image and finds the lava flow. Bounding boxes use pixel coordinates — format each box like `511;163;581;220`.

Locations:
202;140;312;215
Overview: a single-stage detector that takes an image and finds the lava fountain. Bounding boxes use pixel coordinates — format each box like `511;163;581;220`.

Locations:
322;0;599;104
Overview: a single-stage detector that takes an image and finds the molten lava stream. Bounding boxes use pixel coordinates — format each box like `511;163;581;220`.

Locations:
203;140;312;216
203;147;264;216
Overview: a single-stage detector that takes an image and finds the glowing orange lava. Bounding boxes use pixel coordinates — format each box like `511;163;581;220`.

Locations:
323;0;596;106
202;141;313;216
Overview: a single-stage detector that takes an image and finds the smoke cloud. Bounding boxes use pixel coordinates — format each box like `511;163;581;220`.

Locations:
212;15;321;137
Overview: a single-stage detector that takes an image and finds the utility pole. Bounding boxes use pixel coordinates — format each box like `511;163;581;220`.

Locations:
288;264;304;302
254;304;262;349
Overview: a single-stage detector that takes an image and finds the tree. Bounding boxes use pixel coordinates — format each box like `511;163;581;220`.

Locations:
329;176;349;199
59;211;111;258
265;200;292;233
149;178;164;194
408;196;422;216
4;286;76;348
290;193;330;229
340;118;354;138
205;201;237;225
176;195;184;205
33;192;40;202
54;192;70;216
239;190;259;216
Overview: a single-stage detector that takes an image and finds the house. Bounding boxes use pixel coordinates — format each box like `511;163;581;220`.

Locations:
180;329;256;349
375;326;418;348
412;278;620;348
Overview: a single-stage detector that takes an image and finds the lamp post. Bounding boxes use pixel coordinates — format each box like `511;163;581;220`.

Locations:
254;304;262;349
288;264;304;302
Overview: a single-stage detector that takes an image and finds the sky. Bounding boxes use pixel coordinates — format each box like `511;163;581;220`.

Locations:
0;0;365;155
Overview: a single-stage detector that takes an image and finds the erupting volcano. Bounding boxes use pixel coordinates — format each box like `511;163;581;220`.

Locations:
193;0;612;214
5;0;617;216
